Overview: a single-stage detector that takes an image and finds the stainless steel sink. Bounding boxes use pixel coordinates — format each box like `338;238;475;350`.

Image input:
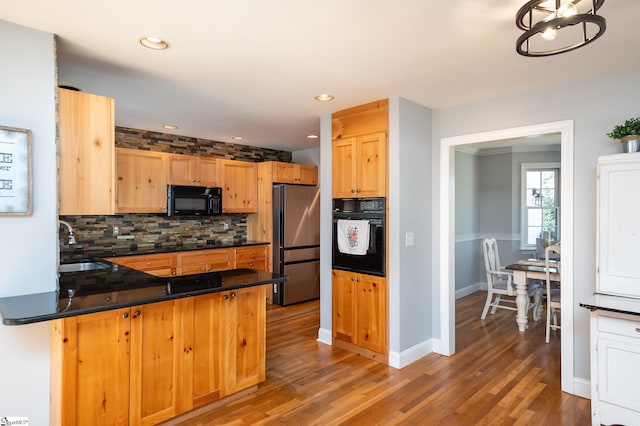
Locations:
58;261;111;273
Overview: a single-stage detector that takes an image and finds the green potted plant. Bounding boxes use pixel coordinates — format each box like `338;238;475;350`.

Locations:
607;117;640;153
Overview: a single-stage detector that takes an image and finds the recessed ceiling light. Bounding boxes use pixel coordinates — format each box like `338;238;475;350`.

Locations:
232;136;244;141
314;94;334;101
162;124;178;130
307;134;319;139
139;36;169;50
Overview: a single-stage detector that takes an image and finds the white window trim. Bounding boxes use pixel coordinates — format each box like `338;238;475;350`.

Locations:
520;162;561;250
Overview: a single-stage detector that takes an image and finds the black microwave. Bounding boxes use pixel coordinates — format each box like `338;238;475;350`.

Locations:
167;185;222;216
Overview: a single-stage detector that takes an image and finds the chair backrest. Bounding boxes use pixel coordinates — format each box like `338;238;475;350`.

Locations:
482;238;506;289
545;244;561;297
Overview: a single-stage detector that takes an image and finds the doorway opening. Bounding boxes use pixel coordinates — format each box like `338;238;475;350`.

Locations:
438;121;575;394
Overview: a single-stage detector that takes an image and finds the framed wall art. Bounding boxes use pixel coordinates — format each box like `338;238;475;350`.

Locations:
0;125;32;215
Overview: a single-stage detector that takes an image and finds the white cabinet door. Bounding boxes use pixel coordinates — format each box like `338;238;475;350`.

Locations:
597;153;640;297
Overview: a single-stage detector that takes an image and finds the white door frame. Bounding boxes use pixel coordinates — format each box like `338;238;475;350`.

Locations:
437;120;575;394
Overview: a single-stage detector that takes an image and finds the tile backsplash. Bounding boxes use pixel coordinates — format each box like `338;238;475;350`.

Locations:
59;214;247;251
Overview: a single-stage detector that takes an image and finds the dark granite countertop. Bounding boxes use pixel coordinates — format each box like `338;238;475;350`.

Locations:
0;264;286;325
580;293;640;317
60;240;269;263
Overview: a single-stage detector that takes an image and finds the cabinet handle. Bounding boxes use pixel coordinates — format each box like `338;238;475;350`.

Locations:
356;278;361;282
122;312;129;319
356;189;361;193
351;277;355;281
146;261;151;266
351;189;356;193
133;310;141;318
231;292;237;298
224;294;229;300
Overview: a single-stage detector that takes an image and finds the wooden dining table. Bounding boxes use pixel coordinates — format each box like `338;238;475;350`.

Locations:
505;259;560;332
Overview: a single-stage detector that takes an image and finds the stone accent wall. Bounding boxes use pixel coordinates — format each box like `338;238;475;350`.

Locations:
115;126;292;162
59;214;246;251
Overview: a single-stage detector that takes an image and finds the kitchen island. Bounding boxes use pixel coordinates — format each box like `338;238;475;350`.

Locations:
0;248;286;426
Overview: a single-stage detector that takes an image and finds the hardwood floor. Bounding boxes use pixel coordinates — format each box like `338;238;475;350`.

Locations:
172;291;590;425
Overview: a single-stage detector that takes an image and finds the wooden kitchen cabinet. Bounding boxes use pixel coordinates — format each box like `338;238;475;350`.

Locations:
50;299;186;426
167;154;219;187
116;148;167;213
106;253;178;277
270;161;318;185
219;285;267;396
219;159;257;213
332;269;387;359
332;132;387;198
234;245;268;271
177;249;231;275
58;88;115;215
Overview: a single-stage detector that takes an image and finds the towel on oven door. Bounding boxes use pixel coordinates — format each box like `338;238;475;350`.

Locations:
337;219;370;255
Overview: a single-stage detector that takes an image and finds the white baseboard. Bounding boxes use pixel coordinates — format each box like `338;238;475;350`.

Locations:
573;377;591;399
388;338;434;369
455;283;483;299
317;327;332;345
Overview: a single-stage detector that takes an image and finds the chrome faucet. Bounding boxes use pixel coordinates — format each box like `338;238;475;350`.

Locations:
59;220;77;245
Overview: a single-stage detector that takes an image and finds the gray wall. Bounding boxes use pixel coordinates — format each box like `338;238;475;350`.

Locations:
0;19;56;424
433;65;639;380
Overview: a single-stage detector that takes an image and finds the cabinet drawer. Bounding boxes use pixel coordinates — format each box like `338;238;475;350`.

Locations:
107;254;177;271
598;314;640;339
234;246;267;270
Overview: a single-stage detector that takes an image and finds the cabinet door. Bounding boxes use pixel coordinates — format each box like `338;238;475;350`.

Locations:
597;155;640;297
272;162;296;184
167;154;198;185
182;294;223;410
297;164;318;185
129;300;185;426
332;269;355;343
220;286;266;396
116;148;167;213
178;249;231;275
332;138;357;198
356;132;387;197
355;274;387;353
51;308;131;426
198;157;219;186
220;160;257;213
58;88;115;215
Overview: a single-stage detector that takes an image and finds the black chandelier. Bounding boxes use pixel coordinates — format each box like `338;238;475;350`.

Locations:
516;0;606;57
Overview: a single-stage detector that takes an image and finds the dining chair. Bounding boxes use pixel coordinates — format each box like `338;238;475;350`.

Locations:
481;238;540;320
545;244;561;343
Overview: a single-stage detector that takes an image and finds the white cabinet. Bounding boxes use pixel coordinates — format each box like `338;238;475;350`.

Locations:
597;153;640;298
589;310;640;425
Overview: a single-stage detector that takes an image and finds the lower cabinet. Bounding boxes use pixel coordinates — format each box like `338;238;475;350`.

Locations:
106;253;178;277
50;286;268;425
332;269;387;359
589;310;640;425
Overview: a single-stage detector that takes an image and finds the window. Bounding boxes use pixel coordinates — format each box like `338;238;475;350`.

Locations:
521;163;560;250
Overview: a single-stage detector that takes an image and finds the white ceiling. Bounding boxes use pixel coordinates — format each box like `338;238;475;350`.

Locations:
2;1;639;152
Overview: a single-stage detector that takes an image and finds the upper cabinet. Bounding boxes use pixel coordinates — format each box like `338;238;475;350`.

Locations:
116;148;167;213
331;99;388;198
270;161;318;185
332;132;387;198
219;159;257;213
167;154;219;187
597;153;640;298
58;88;115;215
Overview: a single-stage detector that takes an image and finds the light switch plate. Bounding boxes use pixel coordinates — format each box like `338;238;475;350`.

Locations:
405;232;414;247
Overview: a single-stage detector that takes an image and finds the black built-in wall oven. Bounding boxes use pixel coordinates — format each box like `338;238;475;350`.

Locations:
332;197;386;277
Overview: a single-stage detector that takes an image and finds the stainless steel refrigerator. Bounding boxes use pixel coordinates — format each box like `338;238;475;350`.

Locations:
272;184;320;306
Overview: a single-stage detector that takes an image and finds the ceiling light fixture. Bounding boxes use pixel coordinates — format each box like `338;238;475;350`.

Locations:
162;124;178;130
139;36;169;50
516;0;606;57
307;134;319;139
232;136;244;141
314;94;334;101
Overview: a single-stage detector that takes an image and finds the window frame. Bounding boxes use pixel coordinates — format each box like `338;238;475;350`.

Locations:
520;162;561;250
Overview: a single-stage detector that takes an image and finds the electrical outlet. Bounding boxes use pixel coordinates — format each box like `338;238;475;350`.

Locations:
113;225;119;236
223;223;229;231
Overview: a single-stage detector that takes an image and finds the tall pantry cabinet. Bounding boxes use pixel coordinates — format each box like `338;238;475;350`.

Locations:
588;152;640;425
331;99;389;363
